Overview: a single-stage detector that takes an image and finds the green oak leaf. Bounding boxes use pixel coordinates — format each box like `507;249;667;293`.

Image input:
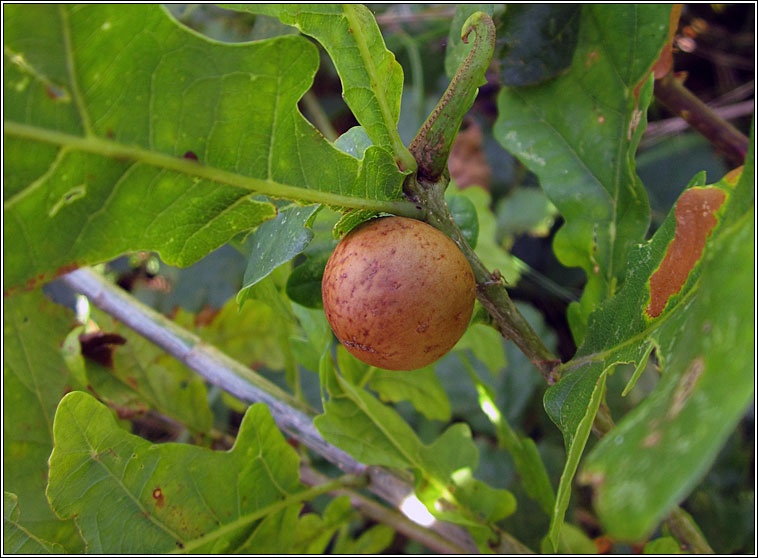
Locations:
494;4;581;86
3;5;409;293
292;495;354;554
494;4;673;342
237;204;321;305
47;392;305;554
3;492;65;554
3;291;84;552
334;345;451;422
72;307;214;433
315;357;515;544
224;4;415;170
544;164;754;544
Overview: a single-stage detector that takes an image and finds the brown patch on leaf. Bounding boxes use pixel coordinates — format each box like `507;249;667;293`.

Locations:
646;187;726;318
585;50;600;67
153;488;164;508
667;356;705;419
79;332;127;368
652;5;683;79
55;261;81;278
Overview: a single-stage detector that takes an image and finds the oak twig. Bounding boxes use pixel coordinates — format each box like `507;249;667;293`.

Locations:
654;72;751;166
407;176;562;383
61;268;480;554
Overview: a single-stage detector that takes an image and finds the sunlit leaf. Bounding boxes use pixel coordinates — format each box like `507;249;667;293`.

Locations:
224;4;415;170
3;5;408;293
48;392;305;553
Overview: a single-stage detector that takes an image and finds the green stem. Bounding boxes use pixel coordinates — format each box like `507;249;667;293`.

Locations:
3;121;424;219
409;12;495;181
665;507;715;554
170;474;366;554
407;175;561;382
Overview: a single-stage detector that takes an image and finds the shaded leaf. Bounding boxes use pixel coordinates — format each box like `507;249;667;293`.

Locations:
3;492;65;554
334;126;373;159
333;345;451;422
237;204;321;305
540;523;597;554
334;524;395;555
449;184;522;284
292;495;354;554
48;392;305;553
332;209;380;239
447;194;480;249
286;254;329;309
495;4;581;86
455;323;507;375
494;5;673;341
3;291;83;552
368;367;451;423
644;537;684;554
174;296;286;372
495;186;557;241
72;307;214;432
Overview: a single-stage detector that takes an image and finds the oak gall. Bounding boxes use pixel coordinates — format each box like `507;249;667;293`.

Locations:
322;216;476;370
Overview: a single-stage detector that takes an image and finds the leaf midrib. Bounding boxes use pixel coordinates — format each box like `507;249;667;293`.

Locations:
3;121;422;218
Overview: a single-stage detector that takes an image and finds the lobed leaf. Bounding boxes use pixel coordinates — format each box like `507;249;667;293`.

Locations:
47;392;305;553
315;358;516;544
494;4;673;341
224;4;415;170
495;4;581;86
3;5;408;294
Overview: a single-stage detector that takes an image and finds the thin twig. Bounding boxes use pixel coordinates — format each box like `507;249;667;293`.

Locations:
299;466;472;554
665;507;715;554
60;267;479;554
643;100;754;143
653;73;751;165
408;177;562;383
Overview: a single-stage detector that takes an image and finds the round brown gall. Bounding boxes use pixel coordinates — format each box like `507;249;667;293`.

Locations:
321;216;476;370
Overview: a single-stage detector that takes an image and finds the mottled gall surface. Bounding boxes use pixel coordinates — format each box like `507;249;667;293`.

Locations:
322;216;476;370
